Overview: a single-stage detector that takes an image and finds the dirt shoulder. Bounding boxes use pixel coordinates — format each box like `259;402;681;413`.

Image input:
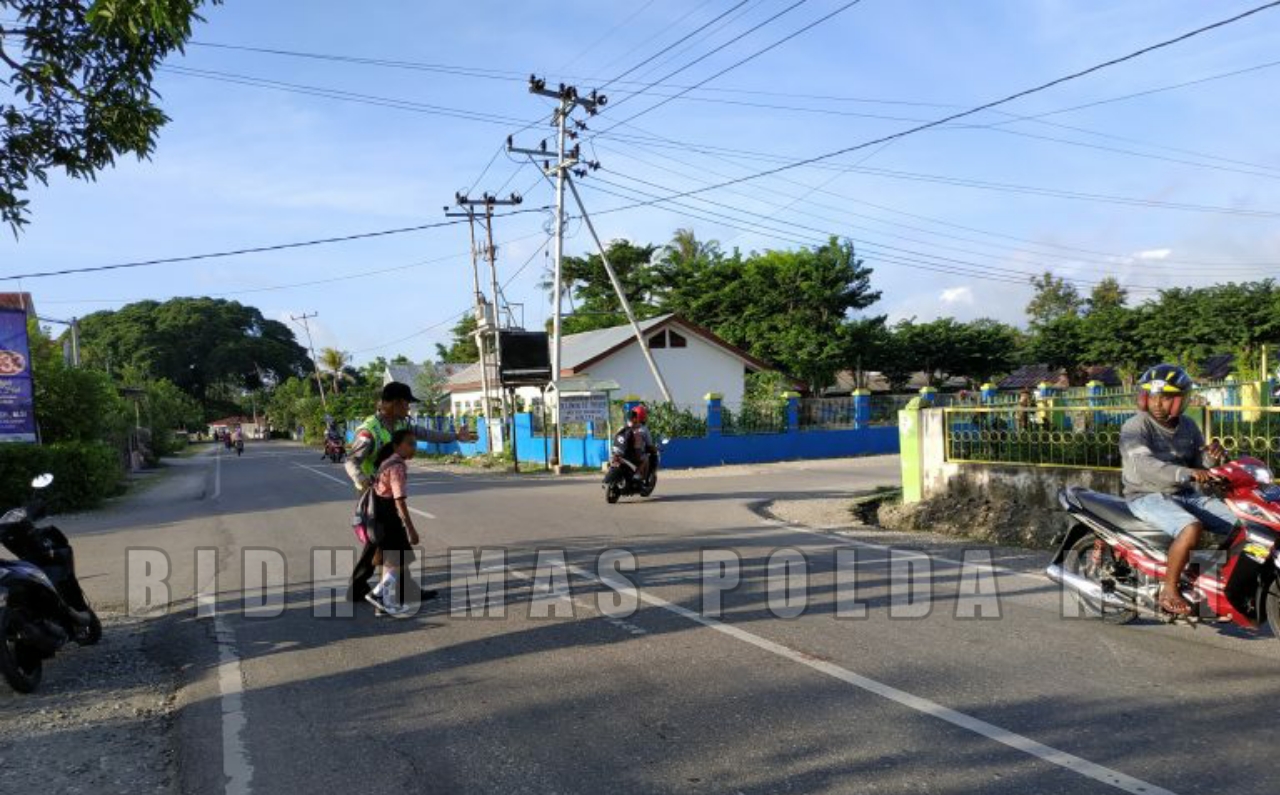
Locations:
0;451;216;794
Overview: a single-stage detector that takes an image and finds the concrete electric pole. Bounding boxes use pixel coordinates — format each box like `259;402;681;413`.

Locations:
508;76;673;468
290;312;329;411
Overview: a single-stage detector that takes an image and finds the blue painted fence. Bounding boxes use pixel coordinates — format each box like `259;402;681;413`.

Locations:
350;393;899;468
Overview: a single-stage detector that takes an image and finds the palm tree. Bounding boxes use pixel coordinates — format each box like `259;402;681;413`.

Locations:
317;347;352;395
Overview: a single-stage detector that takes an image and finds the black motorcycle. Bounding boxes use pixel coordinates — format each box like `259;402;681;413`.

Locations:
603;434;668;504
235;438;244;457
0;474;102;693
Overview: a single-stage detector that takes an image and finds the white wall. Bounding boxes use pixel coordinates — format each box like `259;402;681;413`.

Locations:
448;328;750;411
586;330;747;407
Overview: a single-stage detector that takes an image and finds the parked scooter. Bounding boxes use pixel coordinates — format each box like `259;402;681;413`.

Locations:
0;474;102;693
1048;455;1280;639
603;435;669;504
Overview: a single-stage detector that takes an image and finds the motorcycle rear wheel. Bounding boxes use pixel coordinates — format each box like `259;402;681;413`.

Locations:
0;607;43;693
1064;534;1139;625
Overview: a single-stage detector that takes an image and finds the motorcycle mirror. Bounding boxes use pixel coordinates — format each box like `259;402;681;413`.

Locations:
31;473;54;490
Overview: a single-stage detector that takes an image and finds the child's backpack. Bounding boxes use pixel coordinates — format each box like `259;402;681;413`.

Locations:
351;487;376;545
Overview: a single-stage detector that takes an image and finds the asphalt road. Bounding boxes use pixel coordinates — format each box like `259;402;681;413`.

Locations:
51;442;1280;795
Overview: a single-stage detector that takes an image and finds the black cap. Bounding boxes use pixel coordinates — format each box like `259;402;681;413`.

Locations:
380;381;419;403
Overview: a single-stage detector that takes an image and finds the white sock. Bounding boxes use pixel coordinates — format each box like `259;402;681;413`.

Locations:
372;571;397;598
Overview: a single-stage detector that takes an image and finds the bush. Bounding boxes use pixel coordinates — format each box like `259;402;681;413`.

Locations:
0;442;125;513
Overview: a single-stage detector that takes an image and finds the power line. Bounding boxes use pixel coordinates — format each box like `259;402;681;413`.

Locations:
1;212;547;282
159;64;531;127
601;0;813;118
589;2;1280;219
352;235;553;355
177;38;1280;177
599;0;754;91
592;0;720;76
598;132;1280;272
601;125;1280;219
556;0;660;74
599;0;864;134
583;170;1167;292
38;228;558;306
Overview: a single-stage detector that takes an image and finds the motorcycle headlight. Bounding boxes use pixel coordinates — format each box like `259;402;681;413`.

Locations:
1241;463;1275;485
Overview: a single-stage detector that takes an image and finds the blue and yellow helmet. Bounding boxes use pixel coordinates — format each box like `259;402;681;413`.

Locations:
1137;364;1193;415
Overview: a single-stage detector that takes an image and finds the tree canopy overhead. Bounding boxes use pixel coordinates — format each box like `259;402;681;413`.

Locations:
76;297;310;408
0;0;219;231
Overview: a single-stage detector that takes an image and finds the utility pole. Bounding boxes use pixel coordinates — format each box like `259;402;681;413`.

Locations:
290;312;329;411
447;190;523;453
37;315;81;367
508;76;606;470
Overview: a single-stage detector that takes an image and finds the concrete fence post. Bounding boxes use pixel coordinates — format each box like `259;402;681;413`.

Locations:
705;393;723;437
783;391;801;433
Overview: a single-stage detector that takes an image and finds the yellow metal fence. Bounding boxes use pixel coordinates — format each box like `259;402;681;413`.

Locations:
944;406;1280;471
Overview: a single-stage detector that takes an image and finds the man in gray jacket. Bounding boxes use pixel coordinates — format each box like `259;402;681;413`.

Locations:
1120;364;1231;616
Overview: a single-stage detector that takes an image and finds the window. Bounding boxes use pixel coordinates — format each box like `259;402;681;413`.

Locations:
669;331;687;348
648;331;667;349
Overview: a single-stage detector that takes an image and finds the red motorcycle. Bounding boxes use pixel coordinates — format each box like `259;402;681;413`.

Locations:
323;436;345;464
1049;456;1280;639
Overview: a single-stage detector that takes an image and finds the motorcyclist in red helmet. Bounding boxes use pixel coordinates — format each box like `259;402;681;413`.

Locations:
627;405;656;482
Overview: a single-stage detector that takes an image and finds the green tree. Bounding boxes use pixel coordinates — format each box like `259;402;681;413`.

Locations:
1086;277;1128;313
1022;314;1089;384
1;0;220;231
413;362;448;412
75;297;310;414
436;314;479;363
317;347;351;395
552;240;662;335
27;319;128;443
1026;272;1083;327
1079;305;1147;387
675;237;880;391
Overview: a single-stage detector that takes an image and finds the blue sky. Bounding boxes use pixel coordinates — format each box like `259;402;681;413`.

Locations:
3;0;1279;366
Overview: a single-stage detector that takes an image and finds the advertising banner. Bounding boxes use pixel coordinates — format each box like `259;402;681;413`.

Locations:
0;309;38;443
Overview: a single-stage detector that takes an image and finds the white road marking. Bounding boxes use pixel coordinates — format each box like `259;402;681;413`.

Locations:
507;566;647;636
558;560;1175;795
291;462;350;487
212;452;222;500
197;566;253;795
292;463;439;521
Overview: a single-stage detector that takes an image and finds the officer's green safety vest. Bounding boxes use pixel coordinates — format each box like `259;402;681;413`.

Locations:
355;414;403;479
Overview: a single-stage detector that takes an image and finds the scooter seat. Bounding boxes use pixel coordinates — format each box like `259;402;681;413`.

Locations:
1064;488;1173;551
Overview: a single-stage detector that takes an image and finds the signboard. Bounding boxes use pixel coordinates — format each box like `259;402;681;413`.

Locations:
498;330;552;385
559;394;610;425
0;309;37;443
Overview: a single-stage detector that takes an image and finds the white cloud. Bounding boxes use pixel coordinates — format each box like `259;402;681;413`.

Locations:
939;286;974;305
1136;248;1172;261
